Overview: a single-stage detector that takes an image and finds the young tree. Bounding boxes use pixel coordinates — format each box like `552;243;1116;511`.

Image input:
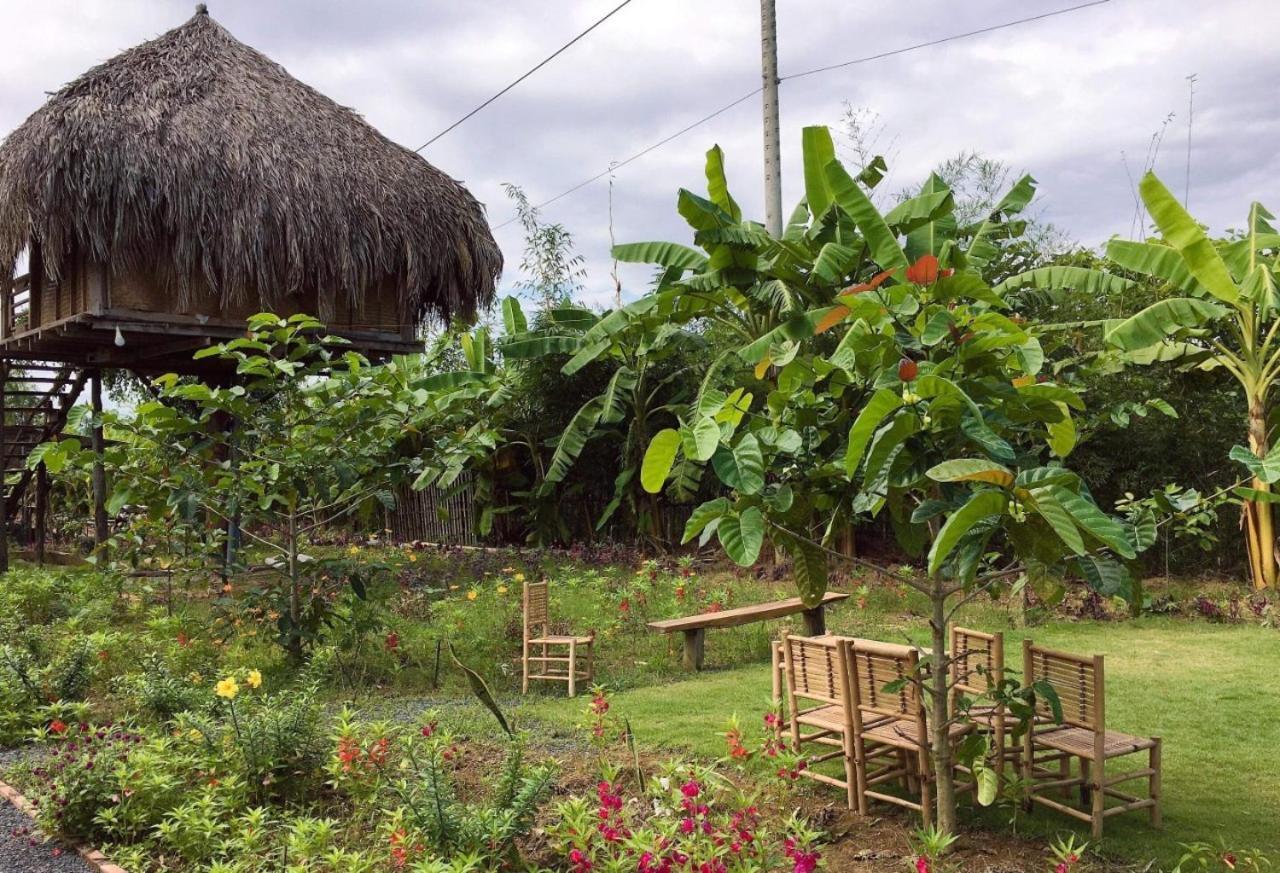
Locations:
633;128;1143;834
45;314;421;660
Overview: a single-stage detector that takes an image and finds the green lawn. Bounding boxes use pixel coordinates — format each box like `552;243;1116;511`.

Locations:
522;616;1280;865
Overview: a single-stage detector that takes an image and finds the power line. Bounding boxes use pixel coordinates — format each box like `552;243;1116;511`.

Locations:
490;0;1112;229
781;0;1111;81
415;0;636;152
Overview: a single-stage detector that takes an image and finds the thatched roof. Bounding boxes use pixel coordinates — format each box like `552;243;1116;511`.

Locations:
0;5;501;325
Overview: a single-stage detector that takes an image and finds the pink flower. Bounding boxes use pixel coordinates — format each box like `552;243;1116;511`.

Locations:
680;779;701;798
918;858;932;873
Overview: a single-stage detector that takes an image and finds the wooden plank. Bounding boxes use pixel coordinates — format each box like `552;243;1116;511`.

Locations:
648;591;849;633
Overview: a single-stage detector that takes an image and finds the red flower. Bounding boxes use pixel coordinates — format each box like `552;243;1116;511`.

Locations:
898;357;919;382
48;720;67;735
619;598;631;614
906;254;940;285
176;632;190;648
384;631;400;651
420;720;438;738
918;857;932;873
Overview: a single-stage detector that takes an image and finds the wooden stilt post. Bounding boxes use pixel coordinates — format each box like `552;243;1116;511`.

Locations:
35;461;48;565
0;360;8;574
91;369;108;554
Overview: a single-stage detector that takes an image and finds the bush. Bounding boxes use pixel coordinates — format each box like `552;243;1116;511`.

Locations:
27;723;147;841
546;760;823;873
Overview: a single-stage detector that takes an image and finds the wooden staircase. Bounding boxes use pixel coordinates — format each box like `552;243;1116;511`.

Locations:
1;363;89;521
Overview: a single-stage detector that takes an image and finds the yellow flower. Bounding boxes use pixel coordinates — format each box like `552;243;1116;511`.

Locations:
467;590;478;601
188;728;203;743
497;585;509;595
188;672;203;685
513;572;526;583
246;669;263;689
347;545;361;556
215;677;239;700
408;553;418;563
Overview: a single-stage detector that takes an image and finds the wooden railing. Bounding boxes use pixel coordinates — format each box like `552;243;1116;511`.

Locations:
1;273;33;340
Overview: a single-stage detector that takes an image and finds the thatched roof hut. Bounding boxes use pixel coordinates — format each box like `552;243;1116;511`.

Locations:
0;4;501;344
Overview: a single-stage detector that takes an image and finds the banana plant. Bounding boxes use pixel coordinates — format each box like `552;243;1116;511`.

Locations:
498;296;705;540
1104;173;1280;589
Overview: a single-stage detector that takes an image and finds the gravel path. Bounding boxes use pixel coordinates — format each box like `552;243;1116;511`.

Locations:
0;747;95;873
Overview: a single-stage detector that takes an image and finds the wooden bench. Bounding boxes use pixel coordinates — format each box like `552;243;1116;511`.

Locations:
648;591;850;670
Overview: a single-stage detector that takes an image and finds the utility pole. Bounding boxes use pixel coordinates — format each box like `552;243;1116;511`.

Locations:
760;0;782;237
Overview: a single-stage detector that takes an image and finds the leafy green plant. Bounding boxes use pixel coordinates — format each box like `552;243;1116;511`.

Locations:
633;126;1142;834
1104;176;1280;588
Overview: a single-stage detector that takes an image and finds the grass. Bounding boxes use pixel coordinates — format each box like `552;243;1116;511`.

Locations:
523;613;1280;865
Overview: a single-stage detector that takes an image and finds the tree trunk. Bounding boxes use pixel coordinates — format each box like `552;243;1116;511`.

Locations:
1245;393;1277;589
929;579;957;834
287;508;304;662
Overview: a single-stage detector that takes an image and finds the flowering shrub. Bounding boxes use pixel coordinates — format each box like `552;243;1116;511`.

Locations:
547;760;824;873
177;668;326;803
27;723;146;840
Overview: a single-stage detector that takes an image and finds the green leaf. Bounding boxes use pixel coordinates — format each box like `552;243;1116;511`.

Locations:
1028;489;1086;555
500;335;582;359
449;643;512;737
1105;240;1204;295
786;537;829;608
926;459;1014;488
885;188;955;236
704;145;742;223
1104;296;1226;351
1076;556;1134;600
1229;444;1280;484
967;174;1036;266
683;417;721;462
824;160;909;273
544;396;606;484
845;389;903;475
718;506;764;566
812;242;860;284
1140;173;1241;304
682;497;730;544
801;126;837;220
1045;405;1077;458
905;173;957;260
975;763;999;807
678;189;736;234
712;434;765;495
1050;486;1136;558
611;241;710;271
599;367;637;425
641;429;682;493
994;266;1136;297
863;415;919;489
501;297;527;335
928;490;1007;577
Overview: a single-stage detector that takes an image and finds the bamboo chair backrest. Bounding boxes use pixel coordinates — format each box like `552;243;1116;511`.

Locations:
950;626;1004;699
849;640;923;726
1023;640;1104;732
523;581;549;640
781;634;849;708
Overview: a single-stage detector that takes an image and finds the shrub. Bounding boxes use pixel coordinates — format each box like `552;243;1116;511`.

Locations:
177;668;327;804
27;723;147;841
546;760;823;873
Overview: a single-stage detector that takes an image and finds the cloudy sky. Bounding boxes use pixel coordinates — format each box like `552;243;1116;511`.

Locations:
2;0;1277;308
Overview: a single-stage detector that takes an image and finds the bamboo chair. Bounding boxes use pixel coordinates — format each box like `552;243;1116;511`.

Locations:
949;627;1015;781
521;581;594;697
779;633;859;811
1021;641;1162;839
848;639;974;829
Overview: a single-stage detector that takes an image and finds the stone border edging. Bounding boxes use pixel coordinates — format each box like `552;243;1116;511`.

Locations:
0;777;128;873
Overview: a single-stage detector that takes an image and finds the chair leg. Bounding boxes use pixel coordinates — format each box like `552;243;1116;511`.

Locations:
1091;757;1105;841
852;734;869;816
1150;738;1162;828
1080;758;1092;807
568;641;577;698
842;729;857;811
521;641;529;694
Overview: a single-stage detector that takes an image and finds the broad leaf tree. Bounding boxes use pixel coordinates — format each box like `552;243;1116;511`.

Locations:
636;127;1143;834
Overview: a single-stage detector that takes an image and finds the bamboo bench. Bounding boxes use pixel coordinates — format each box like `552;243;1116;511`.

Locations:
648;591;849;670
